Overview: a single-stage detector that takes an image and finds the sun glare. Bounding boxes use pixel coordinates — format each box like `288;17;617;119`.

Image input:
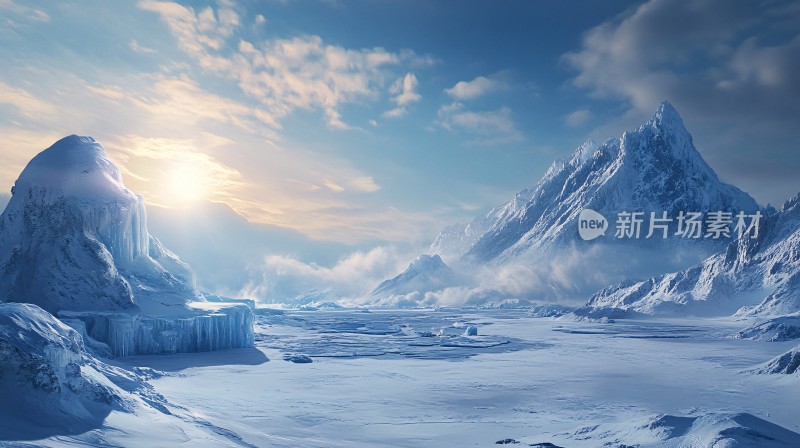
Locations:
165;165;207;206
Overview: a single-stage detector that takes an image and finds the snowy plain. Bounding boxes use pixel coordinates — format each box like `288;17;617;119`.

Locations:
25;308;790;448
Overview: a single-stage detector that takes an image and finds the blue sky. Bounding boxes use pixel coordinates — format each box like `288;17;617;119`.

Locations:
0;0;799;298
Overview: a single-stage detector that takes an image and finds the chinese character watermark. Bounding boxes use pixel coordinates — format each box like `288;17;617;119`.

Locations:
578;209;761;241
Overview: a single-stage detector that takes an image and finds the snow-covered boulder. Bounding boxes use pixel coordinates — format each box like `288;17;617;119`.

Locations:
284;354;313;364
0;303;123;437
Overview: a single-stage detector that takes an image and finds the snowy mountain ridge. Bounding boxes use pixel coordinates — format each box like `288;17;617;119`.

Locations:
587;192;800;316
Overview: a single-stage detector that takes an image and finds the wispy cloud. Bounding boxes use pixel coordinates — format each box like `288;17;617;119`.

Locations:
438;102;523;145
0;81;56;118
129;38;157;54
139;1;430;130
564;108;592;127
239;245;415;302
130;76;279;133
0;0;50;22
138;0;239;54
445;73;507;100
383;72;421;119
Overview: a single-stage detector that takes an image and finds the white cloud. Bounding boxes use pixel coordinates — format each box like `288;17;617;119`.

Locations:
236;36;413;129
445;74;504;100
323;180;345;192
129;38;156;54
349;176;380;193
0;0;49;22
138;0;239;54
564;108;592;127
123;75;280;134
382;72;421;119
562;0;800;117
438;103;523;145
140;1;430;130
392;73;421;106
239;246;413;302
0;81;57;118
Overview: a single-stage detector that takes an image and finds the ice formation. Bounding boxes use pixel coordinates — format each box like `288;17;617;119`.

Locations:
0;135;254;355
62;304;255;357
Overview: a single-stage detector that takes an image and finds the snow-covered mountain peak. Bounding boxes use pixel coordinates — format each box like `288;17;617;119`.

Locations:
781;192;800;213
13;134;132;202
410;254;447;272
648;100;684;130
620;101;713;180
570;138;598;166
420;101;761;304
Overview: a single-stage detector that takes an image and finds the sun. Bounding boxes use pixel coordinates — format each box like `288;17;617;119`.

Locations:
165;165;208;207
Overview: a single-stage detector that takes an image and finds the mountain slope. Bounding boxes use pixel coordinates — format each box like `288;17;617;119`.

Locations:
0;135;198;315
751;344;800;376
368;254;455;306
587;193;800;316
